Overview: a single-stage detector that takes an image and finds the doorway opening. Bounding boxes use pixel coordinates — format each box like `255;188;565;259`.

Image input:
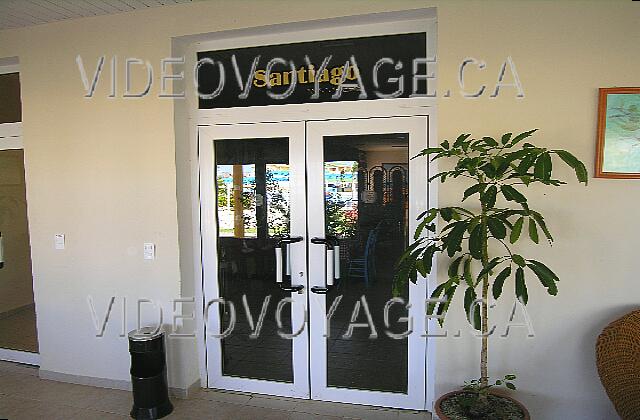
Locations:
0;62;39;365
199;116;430;410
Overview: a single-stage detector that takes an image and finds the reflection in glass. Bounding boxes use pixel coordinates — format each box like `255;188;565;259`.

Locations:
324;133;410;393
214;138;293;382
0;150;37;353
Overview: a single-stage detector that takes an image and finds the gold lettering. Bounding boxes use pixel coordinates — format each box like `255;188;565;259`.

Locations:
347;65;358;80
253;69;267;88
319;68;330;83
308;65;315;83
330;66;344;86
297;67;307;84
269;72;282;87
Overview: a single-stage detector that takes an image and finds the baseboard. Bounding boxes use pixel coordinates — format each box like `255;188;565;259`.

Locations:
39;369;132;391
38;369;200;398
171;377;201;399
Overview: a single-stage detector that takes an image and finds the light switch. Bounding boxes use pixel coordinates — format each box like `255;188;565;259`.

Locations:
143;243;156;260
54;234;65;250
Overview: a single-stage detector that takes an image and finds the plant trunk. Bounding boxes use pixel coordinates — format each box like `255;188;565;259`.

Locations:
480;209;489;391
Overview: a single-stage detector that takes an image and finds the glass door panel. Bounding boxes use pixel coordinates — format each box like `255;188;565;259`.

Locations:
199;122;309;398
307;117;428;410
323;133;410;393
215;138;293;382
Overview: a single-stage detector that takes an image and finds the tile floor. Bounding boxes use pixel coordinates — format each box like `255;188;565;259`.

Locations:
0;361;432;419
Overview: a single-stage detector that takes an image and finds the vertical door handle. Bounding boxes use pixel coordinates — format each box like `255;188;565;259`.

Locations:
310;236;340;294
275;236;304;293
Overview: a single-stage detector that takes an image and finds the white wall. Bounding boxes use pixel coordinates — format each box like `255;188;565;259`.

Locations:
0;1;638;418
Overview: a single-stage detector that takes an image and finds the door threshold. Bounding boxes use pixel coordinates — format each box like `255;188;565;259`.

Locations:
201;387;432;416
0;348;40;366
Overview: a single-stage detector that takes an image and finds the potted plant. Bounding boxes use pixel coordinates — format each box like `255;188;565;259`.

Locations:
395;129;587;419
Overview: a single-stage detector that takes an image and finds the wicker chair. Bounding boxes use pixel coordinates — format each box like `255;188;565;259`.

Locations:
596;310;640;420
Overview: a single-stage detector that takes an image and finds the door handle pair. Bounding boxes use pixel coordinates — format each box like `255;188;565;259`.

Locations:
274;235;341;295
275;236;304;293
310;236;340;295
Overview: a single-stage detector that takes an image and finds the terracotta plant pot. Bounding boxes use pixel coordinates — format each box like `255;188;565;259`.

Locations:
435;390;531;420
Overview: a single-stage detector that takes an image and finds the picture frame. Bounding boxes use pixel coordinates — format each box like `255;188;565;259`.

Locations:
595;87;640;178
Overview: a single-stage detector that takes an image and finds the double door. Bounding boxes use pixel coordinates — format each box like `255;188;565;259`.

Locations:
199;116;429;410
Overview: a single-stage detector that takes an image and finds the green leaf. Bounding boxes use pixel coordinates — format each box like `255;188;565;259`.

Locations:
483;136;498;146
463;183;485;201
463;286;481;330
446;222;468;257
554;150;588;185
463;286;476;320
512;254;526;267
417;147;444;157
501;133;513;144
528;218;539;244
454;133;472;147
441;140;450;149
463;258;474;287
415;259;427;277
448;255;465;278
440;207;453;221
492;266;512;299
436;284;458;326
395;239;424;267
506;382;516;390
505;374;517;380
414;209;438;240
528;259;559;282
481;185;498;208
424;208;439;223
510;129;537;145
477;257;502;281
515;267;528;304
510;217;524;243
421;245;437;275
469;224;483;260
501;185;527;203
527;262;558;295
530;211;553;243
487;217;507;239
534;153;552;181
516;153;537;174
480;163;497;179
427;282;448;315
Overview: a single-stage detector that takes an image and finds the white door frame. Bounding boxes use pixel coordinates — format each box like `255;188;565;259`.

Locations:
306;116;429;410
198;121;310;398
181;8;439;410
197;111;437;410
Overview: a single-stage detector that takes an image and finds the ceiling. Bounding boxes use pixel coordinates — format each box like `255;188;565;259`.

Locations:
0;0;197;30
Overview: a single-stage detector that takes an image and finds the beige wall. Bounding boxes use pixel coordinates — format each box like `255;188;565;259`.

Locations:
0;1;638;418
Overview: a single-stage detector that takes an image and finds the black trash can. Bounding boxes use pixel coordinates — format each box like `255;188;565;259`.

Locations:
128;327;174;419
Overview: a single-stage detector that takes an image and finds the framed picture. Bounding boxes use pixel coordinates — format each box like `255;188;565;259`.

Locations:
595;87;640;178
